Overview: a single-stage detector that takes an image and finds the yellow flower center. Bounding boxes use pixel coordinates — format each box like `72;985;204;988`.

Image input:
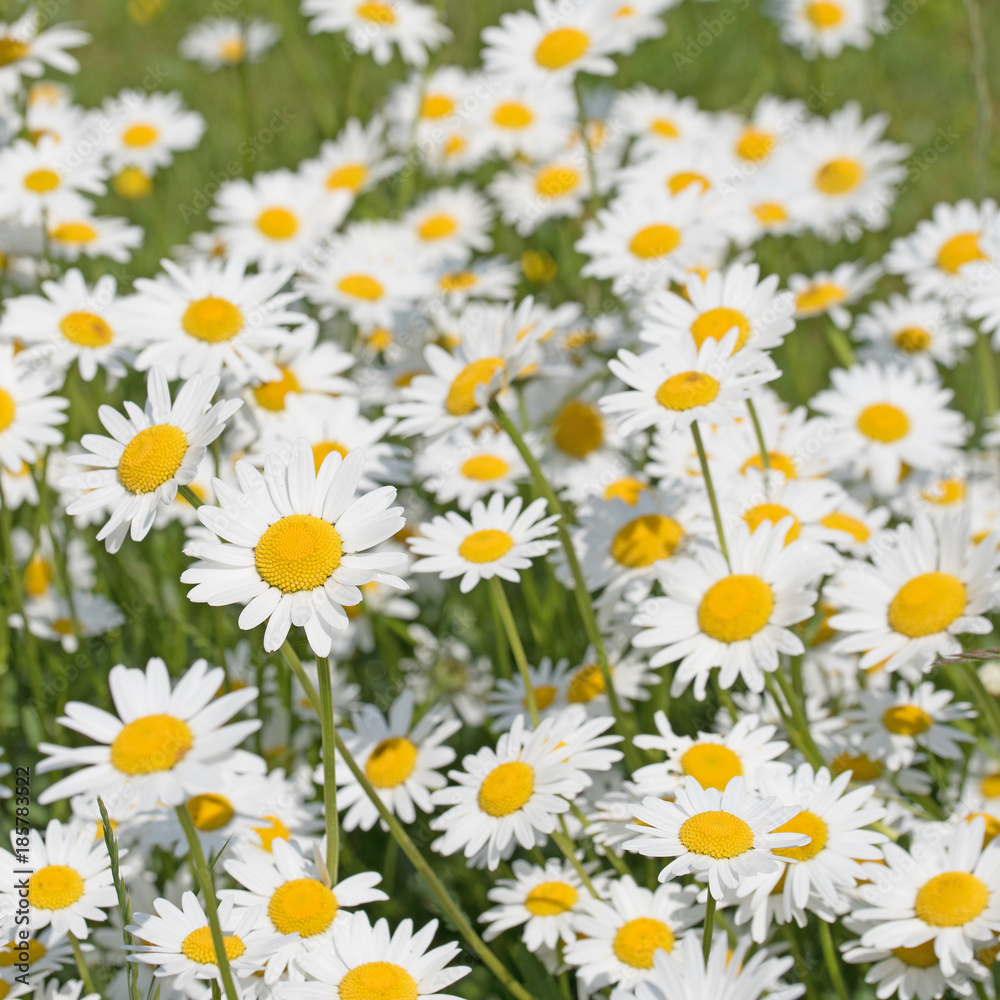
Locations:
773;810;827;861
856;402;910;443
253;366;302;412
0;939;46;967
256;207;299;240
443;134;466;157
58;311;114;348
440;271;478;292
882;704;932;736
937;232;987;274
181;296;244;343
552;400;603;457
312;440;350;472
678;810;755;858
111;714;194;774
525;880;578;917
650;117;679;138
690;307;752;351
186;793;235;831
795;282;847;314
668;170;711;196
0;388;17;432
117;424;188;494
478;760;534;816
819;512;869;544
268;878;338;937
417;213;458;241
461;454;509;481
743;503;801;543
831;752;881;781
753;201;789;226
969;812;1000;847
355;2;397;25
114;166;153;200
23;556;52;598
49;221;98;244
982;773;1000;799
629;224;681;260
892;940;939;968
914;872;989;927
0;37;29;66
604;477;647;505
806;1;845;27
23;169;61;194
681;743;744;791
567;662;607;703
180;926;246;965
655;371;720;411
921;479;965;506
365;738;418;788
255;514;342;593
534;27;590;69
612;917;675;969
888;572;966;638
893;326;932;353
421;93;455;119
121;123;159;147
698;574;775;643
741;451;798;479
338;274;385;302
458;528;514;564
815;157;864;195
28;866;84;910
218;37;246;62
534;165;581;198
493;101;534;129
340;962;417;1000
326;163;368;192
522;249;558;281
531;684;558;711
251;814;292;852
445;356;505;416
610;514;683;568
736;127;776;162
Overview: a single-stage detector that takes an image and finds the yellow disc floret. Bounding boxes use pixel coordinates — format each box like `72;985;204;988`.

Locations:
111;714;194;774
612;917;675;969
888;572;966;638
182;296;244;343
255;515;343;593
698;575;775;643
117;424;188;494
180;926;245;965
59;311;114;347
690;307;752;351
268;878;338;937
678;810;755;858
186;793;236;831
339;962;417;1000
534;27;590;69
914;872;989;927
772;810;827;862
28;866;84;911
478;761;534;816
365;738;418;788
610;514;683;568
629;224;681;260
458;528;514;564
445;357;505;416
681;743;744;791
525;881;578;917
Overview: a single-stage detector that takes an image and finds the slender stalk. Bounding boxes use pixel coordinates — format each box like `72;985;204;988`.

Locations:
961;661;1000;745
691;421;729;565
279;641;534;1000
818;920;849;1000
702;895;717;963
963;0;992;200
746;399;772;475
551;824;601;899
67;931;96;996
824;324;856;368
178;484;202;508
572;78;601;214
768;669;824;769
98;797;141;1000
490;576;538;725
975;331;1000;420
175;805;240;1000
489;400;640;771
316;654;340;883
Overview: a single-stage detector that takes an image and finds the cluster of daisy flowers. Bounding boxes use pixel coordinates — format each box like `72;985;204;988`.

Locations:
3;1;1000;1000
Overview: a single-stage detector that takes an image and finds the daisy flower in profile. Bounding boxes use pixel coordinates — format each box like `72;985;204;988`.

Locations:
332;690;461;832
602;330;778;436
179;17;280;70
789;260;882;328
564;875;700;995
0;7;89;86
430;715;590;870
301;0;450;67
181;440;406;657
632;520;821;700
854;817;1000;977
61;369;241;553
128;257;306;383
101;90;205;173
488;656;571;731
0;344;68;473
828;514;999;676
36;657;262;809
409;493;559;594
130;891;279;990
0;269;133;382
0;819;116;942
768;0;886;59
809;362;967;496
624;776;809;900
224;839;386;981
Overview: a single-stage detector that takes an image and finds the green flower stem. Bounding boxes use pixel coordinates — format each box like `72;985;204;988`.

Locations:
691;421;729;565
768;669;824;770
975;331;1000;420
702;895;716;963
316;653;340;883
962;0;992;199
573;78;601;215
569;802;631;877
489;576;539;726
98;797;141;1000
961;661;1000;745
551;825;601;899
67;931;96;996
280;641;535;1000
818;920;849;1000
489;399;641;772
178;484;202;508
746;399;772;475
175;805;240;1000
825;324;856;368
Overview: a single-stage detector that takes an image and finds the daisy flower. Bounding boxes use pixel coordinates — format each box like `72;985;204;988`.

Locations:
854;817;1000;977
476;81;576;161
827;513;1000;676
489;157;594;236
0;344;68;473
224;839;386;981
0;269;133;382
22;590;125;653
564;875;701;994
36;656;262;809
789;260;882;329
402;185;494;265
130;891;279;989
299;116;401;204
768;0;887;59
61;369;241;553
332;690;460;832
0;819;116;943
45;202;143;263
487;656;572;731
400;630;494;728
561;650;658;717
179;17;281;70
624;776;809;900
431;258;520;310
809;361;968;496
632;710;789;797
100;89;205;173
409;493;559;594
0;7;89;87
602;330;778;436
631;520;822;699
612;86;714;158
128;256;307;383
181;440;406;657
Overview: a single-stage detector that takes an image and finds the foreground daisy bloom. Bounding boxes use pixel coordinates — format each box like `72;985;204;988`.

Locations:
182;439;406;656
409;493;560;594
624;776;809;900
61;369;241;553
36;657;262;809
